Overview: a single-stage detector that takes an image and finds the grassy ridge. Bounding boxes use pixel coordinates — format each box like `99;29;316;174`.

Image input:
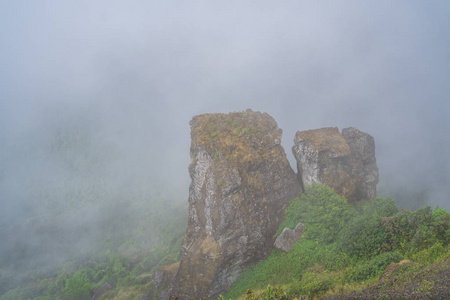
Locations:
223;184;450;299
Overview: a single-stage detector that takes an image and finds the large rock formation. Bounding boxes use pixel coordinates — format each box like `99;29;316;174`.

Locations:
292;127;378;203
165;110;301;299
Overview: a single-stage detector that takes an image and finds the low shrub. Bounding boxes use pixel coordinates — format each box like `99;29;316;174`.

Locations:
288;270;334;299
345;251;404;283
382;205;450;254
431;206;450;245
278;184;357;244
63;270;93;300
236;285;292;300
409;242;446;263
338;214;386;259
363;196;398;217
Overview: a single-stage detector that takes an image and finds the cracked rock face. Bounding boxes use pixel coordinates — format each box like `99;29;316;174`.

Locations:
292;127;378;203
165;110;301;299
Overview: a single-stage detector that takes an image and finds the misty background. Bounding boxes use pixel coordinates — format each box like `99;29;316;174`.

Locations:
1;0;450;276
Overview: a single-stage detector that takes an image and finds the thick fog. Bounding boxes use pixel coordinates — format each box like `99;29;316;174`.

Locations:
1;1;450;271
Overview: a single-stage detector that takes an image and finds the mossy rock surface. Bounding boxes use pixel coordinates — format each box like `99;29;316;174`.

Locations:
295;127;350;156
190;110;283;168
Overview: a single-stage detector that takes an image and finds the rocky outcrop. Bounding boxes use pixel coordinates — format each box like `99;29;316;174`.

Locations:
274;222;305;252
292;127;378;203
341;127;378;201
165;110;301;299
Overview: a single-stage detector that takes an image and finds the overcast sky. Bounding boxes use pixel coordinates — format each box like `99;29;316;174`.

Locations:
1;1;450;212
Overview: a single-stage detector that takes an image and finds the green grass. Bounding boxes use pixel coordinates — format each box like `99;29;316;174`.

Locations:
222;184;450;299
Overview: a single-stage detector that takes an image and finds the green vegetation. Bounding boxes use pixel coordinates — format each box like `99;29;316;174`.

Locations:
277;184;356;241
3;177;449;300
338;214;386;258
323;258;450;299
1;117;449;299
223;183;450;299
0;206;185;300
0;123;187;300
224;285;290;300
344;251;403;282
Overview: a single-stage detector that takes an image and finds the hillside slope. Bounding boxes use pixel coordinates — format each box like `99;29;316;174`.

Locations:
223;184;450;300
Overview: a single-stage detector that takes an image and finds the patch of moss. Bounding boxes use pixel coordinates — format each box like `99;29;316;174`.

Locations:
295;127;350;156
190;110;282;169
